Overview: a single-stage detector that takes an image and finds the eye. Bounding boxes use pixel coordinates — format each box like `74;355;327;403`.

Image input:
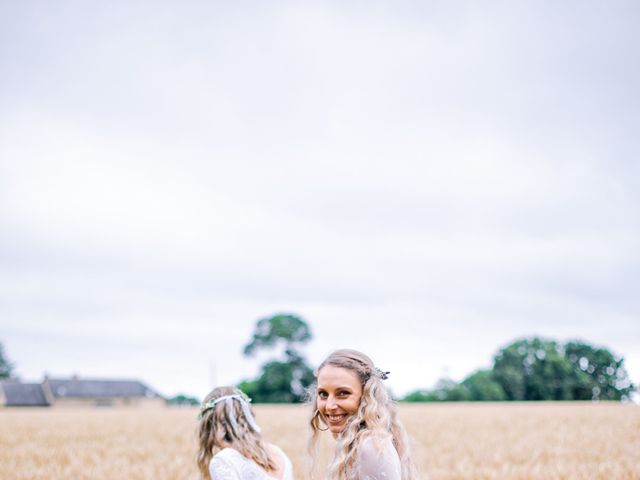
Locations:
337;390;350;397
318;391;328;399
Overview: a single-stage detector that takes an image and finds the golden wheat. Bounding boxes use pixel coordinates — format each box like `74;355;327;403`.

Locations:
1;403;638;479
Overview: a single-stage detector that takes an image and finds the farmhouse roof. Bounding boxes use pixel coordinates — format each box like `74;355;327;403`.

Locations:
0;381;50;406
45;377;162;399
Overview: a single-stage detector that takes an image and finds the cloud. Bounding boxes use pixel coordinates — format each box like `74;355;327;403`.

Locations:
1;1;639;397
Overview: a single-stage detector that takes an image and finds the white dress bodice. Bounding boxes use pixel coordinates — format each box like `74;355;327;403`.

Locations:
209;446;294;480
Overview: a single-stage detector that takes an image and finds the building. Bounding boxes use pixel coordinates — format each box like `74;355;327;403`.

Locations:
0;381;51;407
0;376;164;408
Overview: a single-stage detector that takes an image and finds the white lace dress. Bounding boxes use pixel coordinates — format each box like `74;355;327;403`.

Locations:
209;446;294;480
353;436;402;480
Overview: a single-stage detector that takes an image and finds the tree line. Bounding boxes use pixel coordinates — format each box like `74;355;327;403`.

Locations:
2;315;635;403
236;314;635;403
404;337;634;402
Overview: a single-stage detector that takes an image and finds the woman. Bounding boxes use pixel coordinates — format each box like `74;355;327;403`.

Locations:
308;349;418;480
197;386;294;480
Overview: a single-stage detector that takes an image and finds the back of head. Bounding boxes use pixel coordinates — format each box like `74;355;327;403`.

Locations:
196;386;275;479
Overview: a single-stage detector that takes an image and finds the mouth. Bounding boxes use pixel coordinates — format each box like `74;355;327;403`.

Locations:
326;413;347;425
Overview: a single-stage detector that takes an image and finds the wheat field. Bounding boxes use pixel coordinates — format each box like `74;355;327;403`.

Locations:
1;402;639;479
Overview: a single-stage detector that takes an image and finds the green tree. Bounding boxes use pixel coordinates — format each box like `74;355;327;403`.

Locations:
403;389;438;402
0;342;14;379
492;337;635;401
167;393;200;406
492;338;574;401
461;369;506;401
243;314;312;356
564;340;634;400
403;377;469;402
241;314;314;403
402;337;635;402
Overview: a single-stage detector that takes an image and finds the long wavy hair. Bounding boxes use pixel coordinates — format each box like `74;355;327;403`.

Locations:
308;349;418;480
196;386;276;479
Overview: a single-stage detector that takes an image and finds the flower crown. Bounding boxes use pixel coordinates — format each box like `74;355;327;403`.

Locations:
199;389;252;416
198;389;261;433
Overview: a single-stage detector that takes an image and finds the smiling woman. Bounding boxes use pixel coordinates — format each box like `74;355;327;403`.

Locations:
316;365;363;433
308;350;419;480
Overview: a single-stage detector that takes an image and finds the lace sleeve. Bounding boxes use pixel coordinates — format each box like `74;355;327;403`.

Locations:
355;436;402;480
209;454;240;480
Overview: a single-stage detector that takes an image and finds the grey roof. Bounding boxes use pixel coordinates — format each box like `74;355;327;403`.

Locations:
1;381;50;406
46;378;162;399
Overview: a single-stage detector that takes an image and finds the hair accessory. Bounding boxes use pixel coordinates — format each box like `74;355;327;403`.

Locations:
198;391;261;433
375;368;390;380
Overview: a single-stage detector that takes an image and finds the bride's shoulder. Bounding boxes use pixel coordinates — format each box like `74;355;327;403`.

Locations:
266;443;294;476
213;447;243;461
355;432;401;479
210;448;243;478
359;431;396;454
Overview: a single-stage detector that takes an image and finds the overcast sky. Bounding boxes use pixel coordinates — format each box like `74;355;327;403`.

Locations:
1;1;638;399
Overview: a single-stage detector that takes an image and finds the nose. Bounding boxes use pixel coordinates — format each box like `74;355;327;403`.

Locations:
325;395;338;411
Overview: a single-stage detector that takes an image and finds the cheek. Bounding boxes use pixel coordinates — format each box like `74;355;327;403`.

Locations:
344;398;359;414
350;395;363;413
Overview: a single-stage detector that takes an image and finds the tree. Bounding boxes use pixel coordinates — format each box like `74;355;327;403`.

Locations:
403;389;438;402
492;338;574;401
492;337;635;401
403;377;470;402
402;337;635;402
167;393;200;406
461;369;506;401
243;314;312;357
564;340;634;401
0;342;15;379
240;314;314;403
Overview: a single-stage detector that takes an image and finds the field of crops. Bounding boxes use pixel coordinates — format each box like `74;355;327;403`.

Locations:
1;402;639;479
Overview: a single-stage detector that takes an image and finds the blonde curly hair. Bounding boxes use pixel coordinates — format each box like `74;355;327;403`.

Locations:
307;349;418;480
196;386;276;479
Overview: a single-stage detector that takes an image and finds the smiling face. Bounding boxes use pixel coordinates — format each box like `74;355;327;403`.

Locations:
316;365;363;434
